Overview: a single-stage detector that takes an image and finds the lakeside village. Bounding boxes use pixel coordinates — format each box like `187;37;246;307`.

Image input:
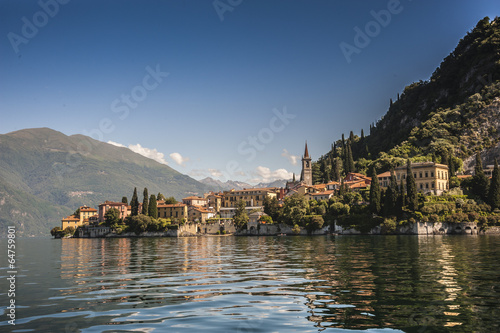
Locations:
51;143;500;238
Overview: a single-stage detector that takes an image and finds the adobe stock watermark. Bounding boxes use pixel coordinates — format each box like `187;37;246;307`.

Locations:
213;0;243;21
7;0;70;54
52;64;169;181
217;107;295;180
339;0;411;64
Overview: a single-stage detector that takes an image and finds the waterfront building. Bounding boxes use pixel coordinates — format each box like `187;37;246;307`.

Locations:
189;206;215;223
182;196;207;207
157;203;188;221
61;215;80;230
222;188;277;208
98;201;130;222
395;162;449;195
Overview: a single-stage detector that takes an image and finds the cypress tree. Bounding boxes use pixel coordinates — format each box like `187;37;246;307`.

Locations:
122;196;128;205
448;153;456;177
488;159;500;210
369;167;381;214
399;179;406;209
346;143;355;173
292;173;296;182
130;187;139;216
148;194;157;219
472;153;489;201
142;188;149;215
406;159;418;211
361;129;365;140
384;169;398;216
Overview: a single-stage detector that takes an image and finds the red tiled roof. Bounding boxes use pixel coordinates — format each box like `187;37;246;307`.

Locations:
62;215;79;221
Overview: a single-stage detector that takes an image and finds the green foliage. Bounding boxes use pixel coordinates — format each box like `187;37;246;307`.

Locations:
142;188;149;215
259;215;273;224
148;194;158;218
233;200;249;228
406;160;418;211
471;153;489;201
164;196;178;204
292;224;301;234
50;226;62;237
125;214;154;234
304;215;324;233
488;159;500;210
121;196;128;204
282;194;309;226
369;167;381;214
104;208;121;226
63;226;75;236
130;188;139;216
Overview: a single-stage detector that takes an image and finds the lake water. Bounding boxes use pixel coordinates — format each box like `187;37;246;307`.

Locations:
1;235;500;332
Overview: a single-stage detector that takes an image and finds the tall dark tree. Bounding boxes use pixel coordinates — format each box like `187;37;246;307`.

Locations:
331;157;341;182
369;167;381;214
398;179;406;209
157;193;166;202
121;196;128;204
449;155;456;177
142;188;149;215
292;173;296;182
383;169;398;216
345;143;355;174
130;187;139;216
361;129;365;141
406;159;418;211
472;153;489;201
349;131;354;143
488;158;500;210
341;134;346;158
148;194;157;219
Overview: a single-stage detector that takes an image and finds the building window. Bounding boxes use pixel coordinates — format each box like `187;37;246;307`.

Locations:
432;182;435;189
419;172;423;178
426;183;429;189
397;174;400;180
420;184;423;189
431;172;434;177
425;172;428;178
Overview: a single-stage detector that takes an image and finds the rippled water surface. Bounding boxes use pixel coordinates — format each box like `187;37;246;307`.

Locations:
1;235;500;332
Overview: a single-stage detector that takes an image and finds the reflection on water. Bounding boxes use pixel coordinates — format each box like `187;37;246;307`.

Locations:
1;235;500;332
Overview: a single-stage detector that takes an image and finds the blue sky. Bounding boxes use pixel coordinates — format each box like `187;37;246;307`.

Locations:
1;0;498;184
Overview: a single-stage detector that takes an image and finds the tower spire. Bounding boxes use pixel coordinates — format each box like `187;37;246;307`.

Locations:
304;141;309;158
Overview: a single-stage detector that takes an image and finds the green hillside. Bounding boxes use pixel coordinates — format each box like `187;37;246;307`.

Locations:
0;128;210;236
314;17;500;181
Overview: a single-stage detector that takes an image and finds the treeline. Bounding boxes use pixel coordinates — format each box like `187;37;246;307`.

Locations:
269;157;500;234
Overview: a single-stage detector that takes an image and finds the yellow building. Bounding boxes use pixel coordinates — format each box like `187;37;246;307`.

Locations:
157;203;188;221
79;206;97;223
205;192;222;213
189;207;215;223
395;162;449;195
61;215;81;230
222;188;277;208
182;196;207;207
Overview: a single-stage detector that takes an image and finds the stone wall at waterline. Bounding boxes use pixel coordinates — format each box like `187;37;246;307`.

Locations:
333;221;499;235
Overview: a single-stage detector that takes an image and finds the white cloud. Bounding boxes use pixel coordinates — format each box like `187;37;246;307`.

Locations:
170;152;190;166
281;148;299;165
107;141;126;148
250;166;292;184
129;143;169;165
107;141;169;165
208;168;223;178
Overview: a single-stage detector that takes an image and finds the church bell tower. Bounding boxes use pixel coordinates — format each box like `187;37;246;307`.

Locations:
300;141;312;186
